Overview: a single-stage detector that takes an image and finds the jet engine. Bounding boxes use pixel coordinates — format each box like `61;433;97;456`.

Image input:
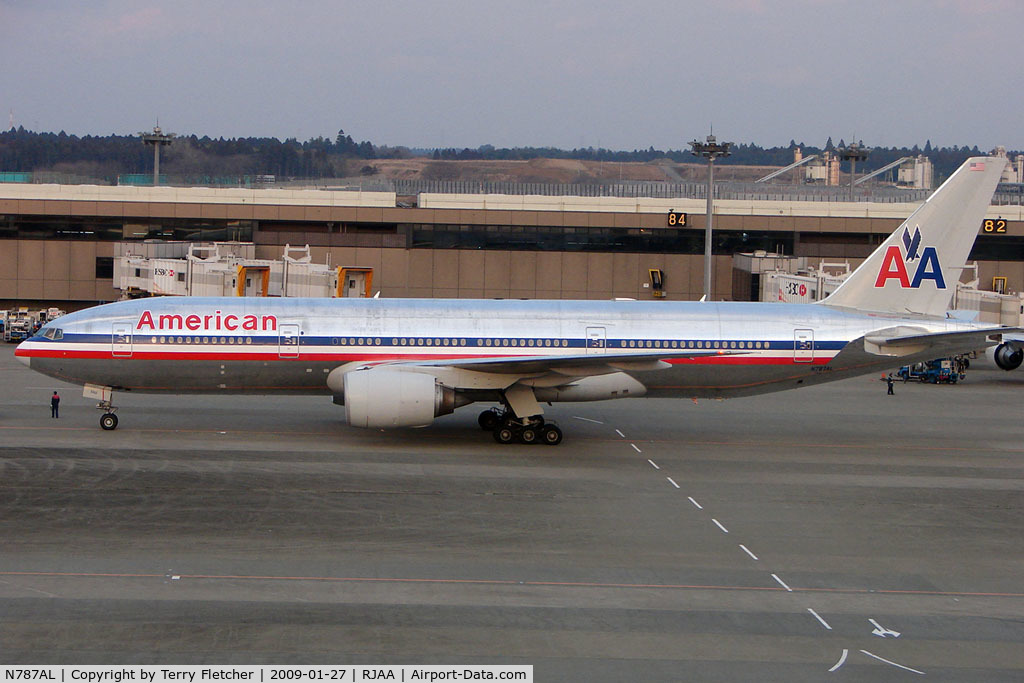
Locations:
986;341;1024;371
343;367;460;428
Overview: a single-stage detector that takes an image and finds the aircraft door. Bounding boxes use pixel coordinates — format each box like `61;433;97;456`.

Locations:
585;326;607;354
793;328;814;363
112;324;133;358
278;323;300;358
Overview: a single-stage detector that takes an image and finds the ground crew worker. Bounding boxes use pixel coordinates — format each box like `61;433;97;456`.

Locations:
886;374;895;395
51;391;60;418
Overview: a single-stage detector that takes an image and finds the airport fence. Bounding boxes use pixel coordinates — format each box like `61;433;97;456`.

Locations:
393;179;935;203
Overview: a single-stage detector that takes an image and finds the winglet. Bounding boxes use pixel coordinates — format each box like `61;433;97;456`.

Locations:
820;156;1006;316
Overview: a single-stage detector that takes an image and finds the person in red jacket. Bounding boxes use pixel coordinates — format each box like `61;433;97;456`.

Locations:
50;391;60;418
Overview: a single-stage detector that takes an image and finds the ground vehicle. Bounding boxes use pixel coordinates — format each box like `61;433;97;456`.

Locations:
898;357;967;384
2;308;65;343
3;315;32;343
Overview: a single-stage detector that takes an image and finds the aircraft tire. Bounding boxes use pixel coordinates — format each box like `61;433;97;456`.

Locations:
478;410;501;431
541;424;562;446
100;413;118;431
493;425;516;444
518;427;538;444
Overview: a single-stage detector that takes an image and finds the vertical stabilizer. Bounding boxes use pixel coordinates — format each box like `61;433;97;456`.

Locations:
820;156;1006;316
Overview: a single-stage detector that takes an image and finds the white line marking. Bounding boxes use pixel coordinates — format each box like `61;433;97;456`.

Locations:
0;579;59;598
666;477;680;489
828;649;848;672
808;608;832;630
868;618;901;638
859;650;925;675
631;443;642;453
712;519;729;533
615;429;625;438
771;573;792;592
739;544;758;560
572;416;604;424
647;459;660;470
687;496;703;509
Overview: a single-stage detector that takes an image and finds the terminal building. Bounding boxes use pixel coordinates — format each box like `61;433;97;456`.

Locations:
1;173;1023;312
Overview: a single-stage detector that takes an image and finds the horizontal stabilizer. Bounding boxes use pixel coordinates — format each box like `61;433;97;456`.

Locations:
862;326;1020;357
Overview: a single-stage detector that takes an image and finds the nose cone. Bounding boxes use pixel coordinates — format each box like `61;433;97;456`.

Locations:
14;344;30;367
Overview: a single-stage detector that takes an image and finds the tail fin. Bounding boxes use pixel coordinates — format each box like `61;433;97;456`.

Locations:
820;156;1006;316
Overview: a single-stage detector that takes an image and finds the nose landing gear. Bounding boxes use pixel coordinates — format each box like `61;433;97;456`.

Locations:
84;384;120;430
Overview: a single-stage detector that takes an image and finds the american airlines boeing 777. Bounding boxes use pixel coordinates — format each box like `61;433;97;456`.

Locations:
16;156;1019;444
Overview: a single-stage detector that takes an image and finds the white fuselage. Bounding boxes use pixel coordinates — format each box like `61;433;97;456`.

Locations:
15;296;985;399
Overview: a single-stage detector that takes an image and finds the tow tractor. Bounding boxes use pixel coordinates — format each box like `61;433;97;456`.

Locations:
897;356;969;384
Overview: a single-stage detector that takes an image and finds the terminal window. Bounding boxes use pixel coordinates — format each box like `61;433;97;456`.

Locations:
95;257;114;279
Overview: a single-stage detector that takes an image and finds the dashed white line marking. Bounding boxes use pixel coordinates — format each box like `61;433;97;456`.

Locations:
666;477;680;489
615;429;625;438
739;544;758;560
828;649;848;672
859;650;925;675
712;519;729;533
771;573;793;592
687;496;703;510
647;459;660;470
572;416;604;424
631;443;642;453
808;608;832;630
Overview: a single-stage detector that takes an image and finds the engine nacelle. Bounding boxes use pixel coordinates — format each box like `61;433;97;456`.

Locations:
534;372;647;402
343;367;458;428
987;342;1024;371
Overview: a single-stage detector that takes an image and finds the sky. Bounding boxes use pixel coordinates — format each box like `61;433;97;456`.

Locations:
1;0;1021;152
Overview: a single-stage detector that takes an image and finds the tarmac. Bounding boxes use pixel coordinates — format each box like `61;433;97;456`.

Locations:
1;343;1022;681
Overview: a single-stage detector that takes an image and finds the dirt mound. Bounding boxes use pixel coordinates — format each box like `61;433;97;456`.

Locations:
369;157;675;184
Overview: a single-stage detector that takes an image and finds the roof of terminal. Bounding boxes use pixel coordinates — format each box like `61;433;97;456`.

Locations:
0;182;1019;221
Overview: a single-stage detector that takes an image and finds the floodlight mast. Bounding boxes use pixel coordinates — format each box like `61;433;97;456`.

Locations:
140;125;175;186
837;141;869;201
690;134;732;300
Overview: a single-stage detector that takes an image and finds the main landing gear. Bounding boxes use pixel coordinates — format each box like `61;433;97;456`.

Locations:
478;409;563;446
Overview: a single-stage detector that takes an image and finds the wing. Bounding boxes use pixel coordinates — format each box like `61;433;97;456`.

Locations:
401;348;741;375
333;348;747;394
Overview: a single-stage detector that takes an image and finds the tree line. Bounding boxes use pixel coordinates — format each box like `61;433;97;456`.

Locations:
0;128;388;182
0;126;1016;182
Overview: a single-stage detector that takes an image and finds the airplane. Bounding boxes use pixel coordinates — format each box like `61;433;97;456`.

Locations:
15;156;1020;445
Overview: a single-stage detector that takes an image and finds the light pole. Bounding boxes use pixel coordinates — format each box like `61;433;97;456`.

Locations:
837;141;869;201
141;125;175;186
690;134;732;300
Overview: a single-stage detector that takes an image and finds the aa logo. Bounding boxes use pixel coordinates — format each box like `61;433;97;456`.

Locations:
873;226;945;289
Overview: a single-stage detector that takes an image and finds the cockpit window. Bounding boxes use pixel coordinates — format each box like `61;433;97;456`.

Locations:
41;328;64;340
